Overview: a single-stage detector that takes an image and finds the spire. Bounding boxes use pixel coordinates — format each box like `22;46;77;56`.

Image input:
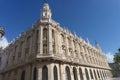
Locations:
40;1;52;20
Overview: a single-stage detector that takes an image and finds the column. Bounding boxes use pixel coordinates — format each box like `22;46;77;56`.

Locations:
48;64;54;80
48;25;53;55
39;26;43;55
91;69;95;80
100;70;104;80
60;64;66;80
81;68;86;80
77;67;80;80
95;70;99;80
98;70;102;80
87;68;92;80
70;66;74;80
37;66;42;80
25;65;32;80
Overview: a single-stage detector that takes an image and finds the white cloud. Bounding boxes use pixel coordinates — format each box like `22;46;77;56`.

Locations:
105;52;114;63
0;36;9;49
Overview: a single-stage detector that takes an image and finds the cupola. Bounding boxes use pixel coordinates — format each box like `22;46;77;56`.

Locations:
41;2;52;20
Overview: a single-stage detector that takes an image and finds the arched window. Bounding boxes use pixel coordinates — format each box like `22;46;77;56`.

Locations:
54;66;58;80
89;69;93;79
79;68;84;80
65;66;71;80
42;66;48;80
85;68;90;80
94;70;97;79
33;67;37;80
21;70;25;80
73;67;78;80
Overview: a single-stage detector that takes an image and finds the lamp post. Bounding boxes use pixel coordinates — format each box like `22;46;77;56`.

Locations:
0;26;4;38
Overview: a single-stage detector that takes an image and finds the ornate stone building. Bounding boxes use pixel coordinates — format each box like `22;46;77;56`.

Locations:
0;2;112;80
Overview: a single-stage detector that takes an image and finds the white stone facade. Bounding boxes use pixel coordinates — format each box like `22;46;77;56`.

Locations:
0;2;112;80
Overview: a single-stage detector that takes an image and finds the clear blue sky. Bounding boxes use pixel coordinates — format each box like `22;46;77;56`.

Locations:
0;0;120;54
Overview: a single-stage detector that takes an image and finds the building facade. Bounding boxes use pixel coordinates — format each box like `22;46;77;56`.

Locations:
0;2;112;80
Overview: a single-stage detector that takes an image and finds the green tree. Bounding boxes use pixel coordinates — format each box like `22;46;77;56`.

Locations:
114;48;120;64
